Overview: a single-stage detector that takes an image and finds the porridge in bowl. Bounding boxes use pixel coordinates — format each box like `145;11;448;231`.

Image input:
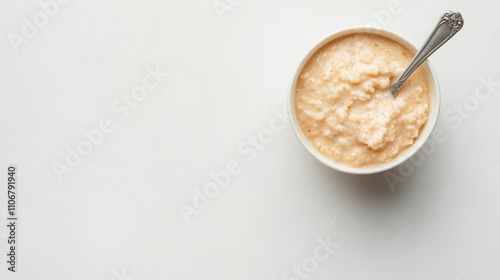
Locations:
294;33;430;167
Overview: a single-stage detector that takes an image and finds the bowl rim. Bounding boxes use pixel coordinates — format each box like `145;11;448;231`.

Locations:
289;26;441;175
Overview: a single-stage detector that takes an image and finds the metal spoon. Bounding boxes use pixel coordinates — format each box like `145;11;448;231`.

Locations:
390;11;464;97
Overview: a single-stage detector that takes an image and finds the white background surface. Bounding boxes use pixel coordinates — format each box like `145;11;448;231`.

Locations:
1;0;500;279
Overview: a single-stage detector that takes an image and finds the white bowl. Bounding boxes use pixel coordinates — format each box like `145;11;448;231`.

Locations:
289;27;441;175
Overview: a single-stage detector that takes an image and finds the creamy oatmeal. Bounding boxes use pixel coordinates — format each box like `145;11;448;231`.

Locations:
295;33;430;167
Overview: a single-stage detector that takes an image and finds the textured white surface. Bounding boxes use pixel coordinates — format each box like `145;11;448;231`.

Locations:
0;0;499;279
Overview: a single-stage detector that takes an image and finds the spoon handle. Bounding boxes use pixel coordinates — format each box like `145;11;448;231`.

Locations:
390;11;464;97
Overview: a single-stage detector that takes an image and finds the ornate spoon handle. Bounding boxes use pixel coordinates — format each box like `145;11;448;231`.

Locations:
390;11;464;97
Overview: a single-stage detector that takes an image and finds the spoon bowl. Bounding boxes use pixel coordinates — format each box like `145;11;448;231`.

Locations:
289;27;441;174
